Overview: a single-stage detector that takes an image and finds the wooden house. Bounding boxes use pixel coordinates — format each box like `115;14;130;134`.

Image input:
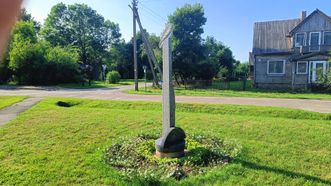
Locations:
249;9;331;89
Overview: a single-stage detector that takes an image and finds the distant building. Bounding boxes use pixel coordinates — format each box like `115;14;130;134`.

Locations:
249;9;330;89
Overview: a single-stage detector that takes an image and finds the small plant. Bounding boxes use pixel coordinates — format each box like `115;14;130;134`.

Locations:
106;71;121;84
104;134;241;183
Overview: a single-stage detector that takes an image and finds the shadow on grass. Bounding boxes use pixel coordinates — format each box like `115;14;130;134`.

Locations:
237;159;331;185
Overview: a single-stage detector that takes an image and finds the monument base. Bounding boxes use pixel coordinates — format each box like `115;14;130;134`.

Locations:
155;127;186;158
155;150;185;158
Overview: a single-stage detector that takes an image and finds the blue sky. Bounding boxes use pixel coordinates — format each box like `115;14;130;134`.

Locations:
23;0;331;62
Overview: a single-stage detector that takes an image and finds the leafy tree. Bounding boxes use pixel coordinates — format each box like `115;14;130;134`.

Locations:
234;62;249;78
46;46;80;83
169;3;207;82
202;36;236;79
1;16;38;84
9;37;47;84
40;3;121;80
10;21;37;45
20;8;41;32
8;20;80;85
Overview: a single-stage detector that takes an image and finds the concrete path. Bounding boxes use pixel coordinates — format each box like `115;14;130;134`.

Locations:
0;85;330;113
0;97;42;126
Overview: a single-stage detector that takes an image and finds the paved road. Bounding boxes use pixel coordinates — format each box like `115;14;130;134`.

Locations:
0;85;331;113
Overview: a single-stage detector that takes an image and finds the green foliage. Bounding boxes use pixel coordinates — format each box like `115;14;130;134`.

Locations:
11;21;37;44
9;38;48;84
218;66;230;80
105;134;241;182
41;3;121;80
0;58;11;84
19;8;41;32
8;22;81;85
106;71;121;84
312;61;331;93
46;46;81;83
169;3;206;81
233;62;249;79
203;36;236;80
169;5;236;82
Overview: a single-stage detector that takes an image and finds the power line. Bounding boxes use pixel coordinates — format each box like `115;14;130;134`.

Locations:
139;2;167;22
139;8;164;27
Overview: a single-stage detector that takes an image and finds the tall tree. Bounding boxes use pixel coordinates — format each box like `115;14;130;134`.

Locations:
169;3;207;82
40;3;121;79
202;36;236;78
19;8;41;32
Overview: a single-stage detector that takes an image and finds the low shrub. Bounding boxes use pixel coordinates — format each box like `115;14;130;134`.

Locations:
106;71;121;84
104;134;241;184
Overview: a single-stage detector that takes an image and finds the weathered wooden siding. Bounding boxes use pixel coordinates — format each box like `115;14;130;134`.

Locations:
253;19;301;54
255;55;292;85
294;12;331;33
254;55;310;89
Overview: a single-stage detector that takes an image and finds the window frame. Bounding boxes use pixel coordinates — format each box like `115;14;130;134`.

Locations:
323;31;331;45
267;60;286;75
309;32;321;51
294;32;306;48
296;61;308;74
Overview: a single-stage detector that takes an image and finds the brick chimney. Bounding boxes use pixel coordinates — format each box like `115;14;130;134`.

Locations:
300;11;307;21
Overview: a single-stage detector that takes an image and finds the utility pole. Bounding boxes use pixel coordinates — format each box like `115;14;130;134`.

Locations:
130;0;163;87
132;0;138;91
132;7;162;86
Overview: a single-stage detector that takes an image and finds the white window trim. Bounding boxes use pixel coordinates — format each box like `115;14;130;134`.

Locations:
309;32;321;51
267;60;286;75
296;61;308;74
294;32;306;48
323;31;331;45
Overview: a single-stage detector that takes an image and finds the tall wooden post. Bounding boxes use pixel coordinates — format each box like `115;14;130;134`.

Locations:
132;0;138;91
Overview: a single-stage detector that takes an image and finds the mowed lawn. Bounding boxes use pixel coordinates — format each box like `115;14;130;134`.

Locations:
0;98;331;185
126;86;331;100
0;96;27;109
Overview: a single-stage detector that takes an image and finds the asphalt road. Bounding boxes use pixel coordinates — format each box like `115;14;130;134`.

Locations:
0;84;330;113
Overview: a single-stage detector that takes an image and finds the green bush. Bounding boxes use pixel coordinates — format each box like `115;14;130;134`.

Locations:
9;40;81;85
46;46;81;84
106;71;121;84
7;20;81;85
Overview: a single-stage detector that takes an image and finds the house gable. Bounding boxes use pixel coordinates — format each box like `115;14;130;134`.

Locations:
290;9;331;34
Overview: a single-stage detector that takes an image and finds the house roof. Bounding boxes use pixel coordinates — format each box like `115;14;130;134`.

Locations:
252;19;301;54
289;9;331;35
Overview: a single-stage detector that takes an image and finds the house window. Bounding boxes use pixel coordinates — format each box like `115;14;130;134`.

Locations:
267;60;285;75
324;31;331;45
297;61;308;74
295;33;305;47
309;32;321;51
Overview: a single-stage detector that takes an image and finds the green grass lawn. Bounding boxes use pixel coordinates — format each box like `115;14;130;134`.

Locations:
126;86;331;100
0;96;27;109
58;79;148;89
1;98;331;185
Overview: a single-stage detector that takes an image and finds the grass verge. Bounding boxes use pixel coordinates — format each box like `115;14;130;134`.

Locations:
0;96;27;109
125;87;331;100
0;98;330;185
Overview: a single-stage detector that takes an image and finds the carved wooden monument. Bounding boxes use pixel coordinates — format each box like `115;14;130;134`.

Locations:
155;24;186;158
